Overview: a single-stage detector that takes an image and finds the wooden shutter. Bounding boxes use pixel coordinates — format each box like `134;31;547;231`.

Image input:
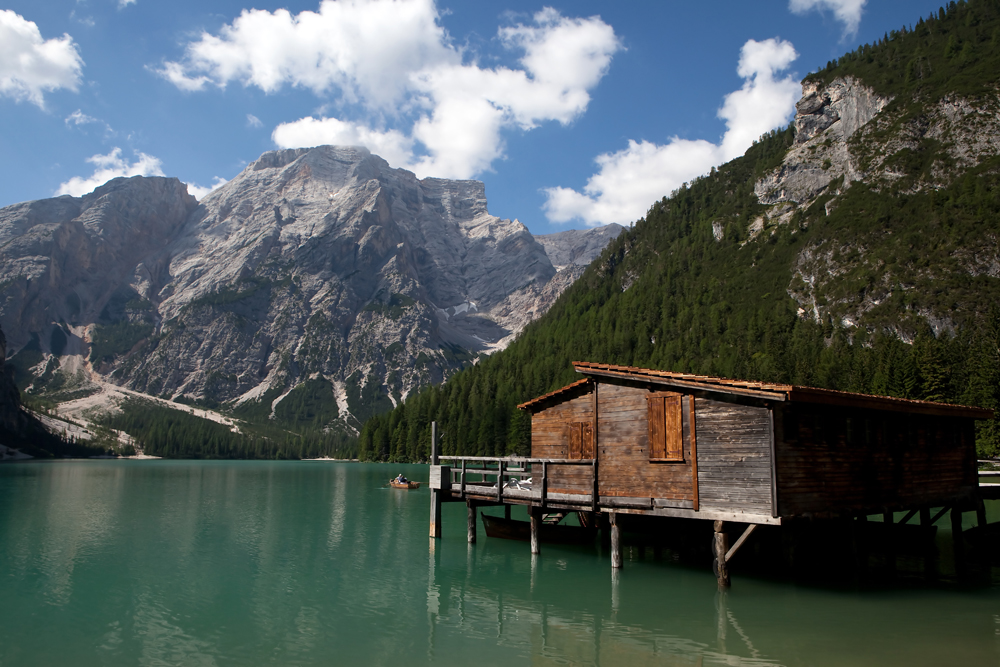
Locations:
567;422;594;460
647;393;683;461
581;422;594;459
569;423;582;459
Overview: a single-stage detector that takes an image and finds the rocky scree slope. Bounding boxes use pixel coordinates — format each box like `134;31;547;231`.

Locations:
0;146;620;430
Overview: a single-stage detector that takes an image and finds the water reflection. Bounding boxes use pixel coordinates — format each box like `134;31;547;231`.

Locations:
426;548;782;667
3;461;1000;667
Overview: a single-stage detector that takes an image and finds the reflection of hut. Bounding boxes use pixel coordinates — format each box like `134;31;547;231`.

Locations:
429;362;994;586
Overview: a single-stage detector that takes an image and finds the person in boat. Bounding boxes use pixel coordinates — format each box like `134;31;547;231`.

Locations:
395;473;408;484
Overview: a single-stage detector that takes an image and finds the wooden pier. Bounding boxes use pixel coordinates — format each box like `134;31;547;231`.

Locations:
429;362;996;588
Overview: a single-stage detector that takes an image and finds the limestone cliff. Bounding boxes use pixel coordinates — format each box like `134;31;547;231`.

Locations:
0;146;620;429
751;74;1000;337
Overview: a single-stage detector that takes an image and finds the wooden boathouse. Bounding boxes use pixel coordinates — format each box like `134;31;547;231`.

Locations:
428;362;995;586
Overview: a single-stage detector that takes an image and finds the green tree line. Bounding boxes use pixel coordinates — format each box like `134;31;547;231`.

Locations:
359;1;1000;460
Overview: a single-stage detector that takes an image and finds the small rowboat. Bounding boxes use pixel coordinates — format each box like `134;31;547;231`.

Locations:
481;513;595;544
389;480;421;489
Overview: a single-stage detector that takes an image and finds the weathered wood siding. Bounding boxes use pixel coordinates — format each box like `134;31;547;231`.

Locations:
775;404;978;516
695;399;773;514
596;383;694;504
529;388;594;494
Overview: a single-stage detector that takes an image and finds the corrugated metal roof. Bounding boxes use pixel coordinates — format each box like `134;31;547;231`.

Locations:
515;361;993;419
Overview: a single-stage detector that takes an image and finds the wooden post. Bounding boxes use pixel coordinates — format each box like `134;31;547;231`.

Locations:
855;514;869;578
429;422;441;538
610;512;623;569
504;504;511;520
976;498;988;528
714;520;730;588
592;383;600;513
883;511;896;576
920;507;937;580
951;506;966;579
467;501;477;544
541;461;548;510
431;422;439;465
530;506;541;555
497;460;504;503
430;490;442;538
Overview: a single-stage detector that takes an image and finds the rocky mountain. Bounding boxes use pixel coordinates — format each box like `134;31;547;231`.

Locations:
0;323;80;458
0;146;621;431
361;0;1000;461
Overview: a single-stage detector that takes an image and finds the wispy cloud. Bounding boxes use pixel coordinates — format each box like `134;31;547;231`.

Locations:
56;148;165;197
157;0;621;180
789;0;866;37
65;109;97;125
64;109;115;138
542;38;801;227
69;10;95;28
246;113;262;128
0;9;84;108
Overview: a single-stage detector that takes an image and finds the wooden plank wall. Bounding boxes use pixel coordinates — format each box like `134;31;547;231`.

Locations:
596;383;694;503
695;399;773;514
776;405;978;516
529;389;594;495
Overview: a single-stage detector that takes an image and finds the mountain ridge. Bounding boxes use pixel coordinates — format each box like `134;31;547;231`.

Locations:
0;146;622;441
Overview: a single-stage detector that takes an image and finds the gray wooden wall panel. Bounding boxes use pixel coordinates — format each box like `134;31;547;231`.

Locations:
695;398;773;513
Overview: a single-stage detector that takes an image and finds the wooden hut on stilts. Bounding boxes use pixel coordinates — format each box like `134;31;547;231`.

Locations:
429;362;995;587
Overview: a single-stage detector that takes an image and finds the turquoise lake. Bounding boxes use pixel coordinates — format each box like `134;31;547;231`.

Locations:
2;460;999;666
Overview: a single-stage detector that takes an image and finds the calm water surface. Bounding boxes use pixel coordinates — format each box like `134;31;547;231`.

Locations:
2;460;999;666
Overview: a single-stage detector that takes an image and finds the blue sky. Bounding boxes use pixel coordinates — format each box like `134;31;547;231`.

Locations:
1;0;945;234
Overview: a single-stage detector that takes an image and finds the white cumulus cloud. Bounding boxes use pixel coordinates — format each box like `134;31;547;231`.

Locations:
186;176;228;200
789;0;866;36
161;1;620;180
542;38;800;227
157;0;456;105
56;148;165;197
0;10;84;108
272;117;415;170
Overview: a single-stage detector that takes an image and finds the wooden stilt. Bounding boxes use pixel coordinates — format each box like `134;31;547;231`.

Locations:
951;506;966;579
430;489;442;538
610;512;623;569
854;514;868;576
919;507;937;580
530;506;541;555
504;504;511;520
429;422;442;539
976;498;988;528
883;511;896;576
714;520;730;588
467;501;477;544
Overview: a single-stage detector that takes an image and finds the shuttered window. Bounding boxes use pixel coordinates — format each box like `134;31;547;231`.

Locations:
568;422;594;459
647;393;684;461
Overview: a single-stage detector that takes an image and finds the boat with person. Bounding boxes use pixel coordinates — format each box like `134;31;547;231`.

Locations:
389;479;421;489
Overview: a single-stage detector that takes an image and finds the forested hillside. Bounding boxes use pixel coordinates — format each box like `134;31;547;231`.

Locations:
360;0;1000;461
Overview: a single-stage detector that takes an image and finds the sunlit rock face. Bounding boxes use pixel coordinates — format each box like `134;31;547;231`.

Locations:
0;146;621;426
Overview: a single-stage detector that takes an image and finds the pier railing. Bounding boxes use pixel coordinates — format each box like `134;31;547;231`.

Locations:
430;455;597;510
